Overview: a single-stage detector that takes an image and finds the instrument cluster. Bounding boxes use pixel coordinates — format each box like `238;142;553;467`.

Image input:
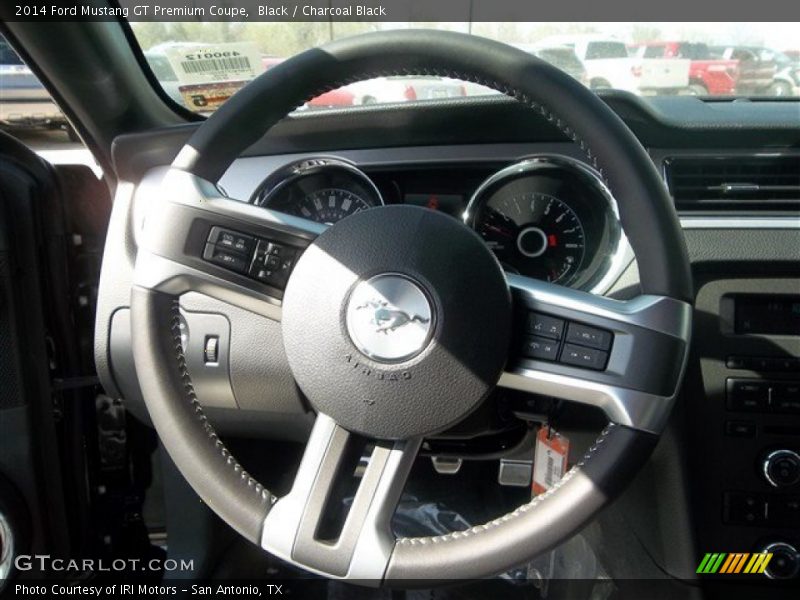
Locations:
251;154;627;293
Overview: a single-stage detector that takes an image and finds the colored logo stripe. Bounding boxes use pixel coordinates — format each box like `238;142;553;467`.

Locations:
745;553;773;574
697;553;726;573
698;552;773;574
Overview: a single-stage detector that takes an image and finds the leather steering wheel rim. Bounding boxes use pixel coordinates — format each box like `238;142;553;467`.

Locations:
130;30;692;582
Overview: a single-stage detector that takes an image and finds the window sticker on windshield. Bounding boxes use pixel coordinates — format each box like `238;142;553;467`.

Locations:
179;81;249;114
163;42;262;86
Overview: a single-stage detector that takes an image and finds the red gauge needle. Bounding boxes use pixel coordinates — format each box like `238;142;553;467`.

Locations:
548;234;558;247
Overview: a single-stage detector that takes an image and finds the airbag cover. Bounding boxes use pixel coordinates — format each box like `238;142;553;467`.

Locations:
282;205;511;439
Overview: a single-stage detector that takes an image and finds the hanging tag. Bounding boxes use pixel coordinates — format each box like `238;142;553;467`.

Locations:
532;426;570;496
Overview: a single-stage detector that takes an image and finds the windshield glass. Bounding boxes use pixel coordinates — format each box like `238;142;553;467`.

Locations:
128;22;800;114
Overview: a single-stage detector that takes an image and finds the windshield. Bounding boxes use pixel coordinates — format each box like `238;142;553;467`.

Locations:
128;22;800;113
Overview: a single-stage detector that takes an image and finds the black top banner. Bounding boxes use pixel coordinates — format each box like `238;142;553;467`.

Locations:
3;0;799;22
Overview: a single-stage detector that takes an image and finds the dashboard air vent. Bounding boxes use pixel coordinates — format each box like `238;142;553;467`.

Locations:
665;155;800;211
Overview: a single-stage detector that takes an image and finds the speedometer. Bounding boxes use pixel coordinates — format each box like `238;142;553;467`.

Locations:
479;192;586;284
252;157;383;224
467;155;627;292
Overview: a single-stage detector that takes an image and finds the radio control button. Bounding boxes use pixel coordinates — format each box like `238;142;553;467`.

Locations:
726;379;769;412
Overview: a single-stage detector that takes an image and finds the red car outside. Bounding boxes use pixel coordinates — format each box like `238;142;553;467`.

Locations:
632;41;739;96
261;56;355;107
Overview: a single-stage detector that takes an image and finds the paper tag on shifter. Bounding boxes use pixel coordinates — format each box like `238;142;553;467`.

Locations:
532;427;570;495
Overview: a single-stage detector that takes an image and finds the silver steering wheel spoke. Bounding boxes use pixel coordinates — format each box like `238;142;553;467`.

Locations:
499;273;692;433
261;414;421;580
132;166;326;320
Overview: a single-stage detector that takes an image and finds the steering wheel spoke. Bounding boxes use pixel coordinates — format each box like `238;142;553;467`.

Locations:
261;414;420;580
132;167;325;319
499;273;692;433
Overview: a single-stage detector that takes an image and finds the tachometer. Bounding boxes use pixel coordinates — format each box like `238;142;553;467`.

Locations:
466;155;627;292
252;157;383;224
479;192;586;284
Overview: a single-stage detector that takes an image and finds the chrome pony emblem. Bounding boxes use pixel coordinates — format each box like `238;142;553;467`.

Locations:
346;274;434;362
356;299;431;334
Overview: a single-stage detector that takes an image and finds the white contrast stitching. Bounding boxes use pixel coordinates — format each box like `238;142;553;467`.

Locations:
169;301;274;503
395;423;617;546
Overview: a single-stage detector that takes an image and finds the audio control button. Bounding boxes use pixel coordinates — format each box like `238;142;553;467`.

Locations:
761;542;799;580
763;449;800;488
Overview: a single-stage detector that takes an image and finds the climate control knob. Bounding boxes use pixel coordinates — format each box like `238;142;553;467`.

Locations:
763;449;800;488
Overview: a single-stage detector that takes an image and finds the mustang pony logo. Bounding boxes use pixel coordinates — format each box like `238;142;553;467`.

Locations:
356;299;430;333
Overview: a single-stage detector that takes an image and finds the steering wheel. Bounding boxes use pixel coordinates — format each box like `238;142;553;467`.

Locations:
130;30;692;582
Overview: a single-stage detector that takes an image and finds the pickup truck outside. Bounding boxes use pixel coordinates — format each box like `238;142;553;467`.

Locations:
540;35;690;95
709;46;777;94
630;42;739;96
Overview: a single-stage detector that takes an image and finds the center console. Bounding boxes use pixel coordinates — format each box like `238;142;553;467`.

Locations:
692;279;800;580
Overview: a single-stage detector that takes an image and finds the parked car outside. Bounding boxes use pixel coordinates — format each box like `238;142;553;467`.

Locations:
346;76;466;105
762;48;800;96
261;56;355;107
709;45;777;94
630;41;739;96
143;49;185;106
539;35;690;95
0;34;70;136
518;44;589;86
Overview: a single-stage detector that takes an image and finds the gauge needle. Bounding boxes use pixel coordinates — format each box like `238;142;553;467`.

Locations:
485;224;513;238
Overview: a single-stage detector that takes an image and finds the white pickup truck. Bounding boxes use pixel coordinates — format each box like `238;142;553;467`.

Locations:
540;36;690;95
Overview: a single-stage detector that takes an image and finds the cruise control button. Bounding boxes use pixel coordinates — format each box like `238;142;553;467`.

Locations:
208;226;254;255
521;335;559;361
203;243;248;273
526;313;564;339
265;254;281;270
565;322;613;351
560;343;608;371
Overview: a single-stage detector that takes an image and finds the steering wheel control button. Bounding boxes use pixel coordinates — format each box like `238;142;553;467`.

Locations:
566;322;613;351
526;312;564;339
201;225;301;290
560;343;609;371
202;243;248;273
726;379;769;412
282;205;511;439
249;239;297;289
521;336;559;361
208;226;254;255
346;274;434;363
763;449;800;488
